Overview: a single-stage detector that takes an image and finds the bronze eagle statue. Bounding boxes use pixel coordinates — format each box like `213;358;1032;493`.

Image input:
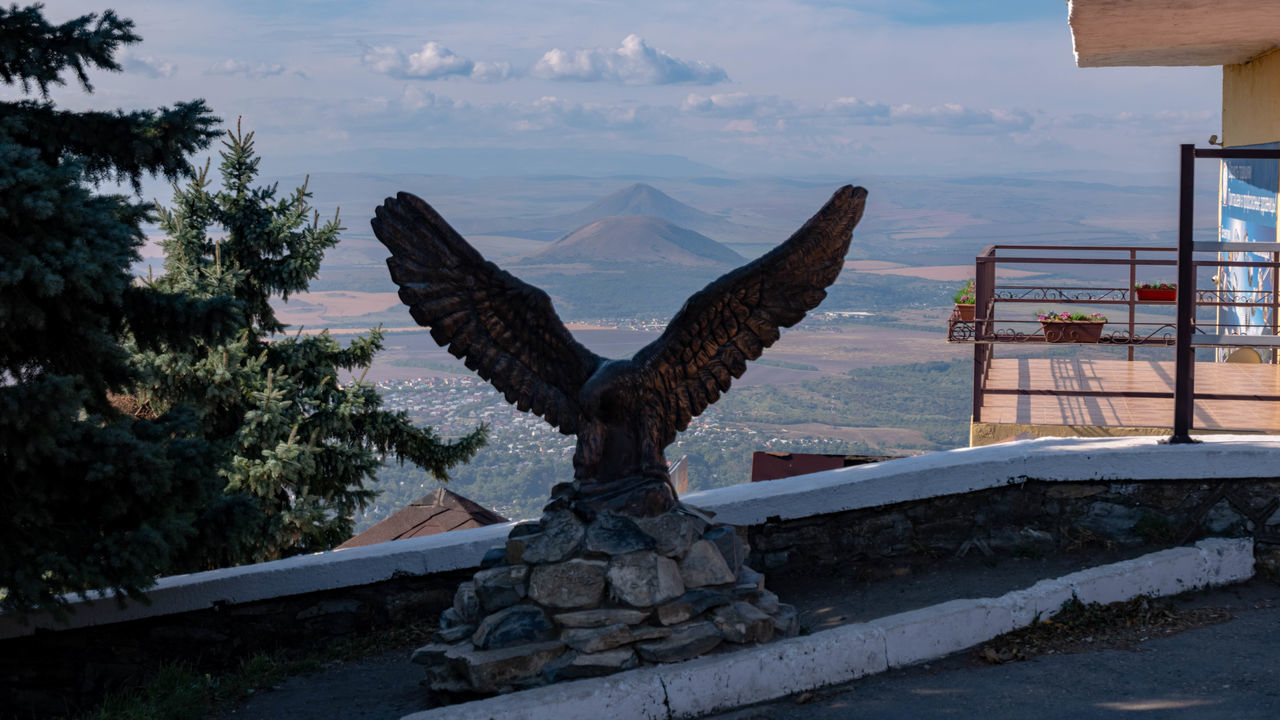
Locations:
372;185;867;518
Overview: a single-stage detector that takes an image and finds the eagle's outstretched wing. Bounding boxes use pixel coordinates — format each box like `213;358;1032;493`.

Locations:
372;192;602;434
632;185;867;446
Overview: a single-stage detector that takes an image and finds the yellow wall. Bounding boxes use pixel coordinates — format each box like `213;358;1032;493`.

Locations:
1223;47;1280;147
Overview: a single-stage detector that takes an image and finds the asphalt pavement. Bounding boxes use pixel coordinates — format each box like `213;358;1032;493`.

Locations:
222;560;1279;720
712;578;1280;720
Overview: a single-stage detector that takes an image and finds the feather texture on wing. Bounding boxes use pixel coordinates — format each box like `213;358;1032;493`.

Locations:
632;185;868;446
372;192;602;434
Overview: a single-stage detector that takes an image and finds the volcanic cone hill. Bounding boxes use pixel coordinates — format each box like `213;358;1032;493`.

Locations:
557;183;727;230
474;183;739;241
526;215;745;267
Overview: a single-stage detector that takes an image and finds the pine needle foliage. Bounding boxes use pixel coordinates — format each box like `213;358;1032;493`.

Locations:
141;122;487;567
0;4;222;617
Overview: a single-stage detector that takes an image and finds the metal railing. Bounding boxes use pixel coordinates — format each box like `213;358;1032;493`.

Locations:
949;144;1280;442
1173;144;1280;441
955;245;1184;426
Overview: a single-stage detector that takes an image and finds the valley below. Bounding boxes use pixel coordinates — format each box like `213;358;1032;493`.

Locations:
134;170;1202;527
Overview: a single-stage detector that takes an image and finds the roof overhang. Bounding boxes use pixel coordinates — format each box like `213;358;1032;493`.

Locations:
1069;0;1280;67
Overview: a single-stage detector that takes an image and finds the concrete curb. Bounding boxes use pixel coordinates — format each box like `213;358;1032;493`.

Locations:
400;537;1255;720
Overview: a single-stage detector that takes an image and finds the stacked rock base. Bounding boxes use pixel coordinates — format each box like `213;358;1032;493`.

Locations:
411;502;798;697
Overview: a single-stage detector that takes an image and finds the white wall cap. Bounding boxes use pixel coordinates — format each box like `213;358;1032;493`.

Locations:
0;521;515;639
684;434;1280;527
5;434;1277;638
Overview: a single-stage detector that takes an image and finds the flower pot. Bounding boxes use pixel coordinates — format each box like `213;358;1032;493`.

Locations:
1040;320;1105;343
1135;288;1176;302
954;303;975;322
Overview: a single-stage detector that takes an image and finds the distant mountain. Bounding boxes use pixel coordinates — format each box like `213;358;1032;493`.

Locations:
556;183;725;229
471;182;742;241
525;215;744;267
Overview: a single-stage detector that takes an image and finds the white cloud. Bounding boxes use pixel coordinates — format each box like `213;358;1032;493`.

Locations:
683;94;1030;136
206;59;287;79
361;46;403;75
362;88;664;136
471;61;513;83
374;86;1036;144
683;92;792;117
398;86;470;114
889;103;1033;134
400;86;439;112
1052;109;1214;131
532;34;727;85
118;49;176;79
363;42;512;81
515;96;653;131
825;97;891;123
405;42;474;79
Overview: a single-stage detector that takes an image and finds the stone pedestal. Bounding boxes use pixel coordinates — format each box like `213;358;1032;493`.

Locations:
411;502;798;697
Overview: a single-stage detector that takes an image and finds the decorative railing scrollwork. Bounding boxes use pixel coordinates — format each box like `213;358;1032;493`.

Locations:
994;286;1130;303
993;286;1280;307
969;323;1178;345
1194;289;1275;307
947;319;975;342
1099;324;1177;346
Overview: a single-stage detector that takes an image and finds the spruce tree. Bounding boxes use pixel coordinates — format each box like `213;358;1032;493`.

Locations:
0;4;222;616
141;123;486;567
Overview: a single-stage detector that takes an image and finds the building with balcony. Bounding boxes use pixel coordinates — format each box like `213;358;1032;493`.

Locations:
953;1;1280;446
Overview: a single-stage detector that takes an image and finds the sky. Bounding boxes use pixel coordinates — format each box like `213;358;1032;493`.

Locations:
42;0;1221;180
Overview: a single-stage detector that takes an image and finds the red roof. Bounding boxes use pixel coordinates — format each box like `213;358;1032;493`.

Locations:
749;451;898;483
337;487;507;549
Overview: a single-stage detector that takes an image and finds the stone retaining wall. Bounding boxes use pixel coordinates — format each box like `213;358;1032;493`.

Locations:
748;477;1280;575
5;435;1280;717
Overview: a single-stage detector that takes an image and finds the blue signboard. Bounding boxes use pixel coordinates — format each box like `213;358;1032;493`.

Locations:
1218;142;1279;360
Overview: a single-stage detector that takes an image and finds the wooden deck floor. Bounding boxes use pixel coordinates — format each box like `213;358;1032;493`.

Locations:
979;358;1280;432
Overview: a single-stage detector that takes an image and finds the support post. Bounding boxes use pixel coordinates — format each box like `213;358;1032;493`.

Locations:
1273;246;1279;364
1128;249;1136;361
1170;144;1197;443
971;255;991;423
